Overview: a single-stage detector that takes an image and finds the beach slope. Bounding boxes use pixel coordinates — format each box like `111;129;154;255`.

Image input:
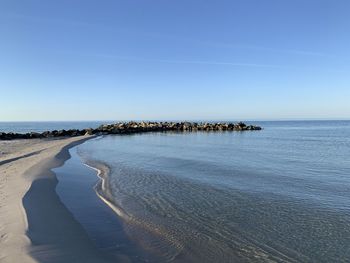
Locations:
0;136;113;263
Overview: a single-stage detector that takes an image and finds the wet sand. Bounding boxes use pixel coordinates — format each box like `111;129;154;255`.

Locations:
0;136;118;263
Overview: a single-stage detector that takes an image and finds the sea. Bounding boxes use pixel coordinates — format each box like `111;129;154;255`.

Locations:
3;121;350;262
0;121;106;133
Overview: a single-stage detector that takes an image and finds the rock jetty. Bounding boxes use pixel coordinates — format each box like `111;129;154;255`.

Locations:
0;121;262;140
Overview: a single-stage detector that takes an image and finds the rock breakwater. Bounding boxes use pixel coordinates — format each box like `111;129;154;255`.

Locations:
0;122;262;140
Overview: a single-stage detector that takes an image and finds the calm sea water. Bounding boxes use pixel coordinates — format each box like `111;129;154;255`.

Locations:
61;121;350;262
0;121;106;133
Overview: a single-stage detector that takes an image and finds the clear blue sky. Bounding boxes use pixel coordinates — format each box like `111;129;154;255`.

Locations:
0;0;349;121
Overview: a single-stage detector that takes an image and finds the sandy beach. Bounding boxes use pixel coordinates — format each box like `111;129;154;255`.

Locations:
0;136;117;263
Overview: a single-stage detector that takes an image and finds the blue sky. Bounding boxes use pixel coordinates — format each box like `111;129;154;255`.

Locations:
0;0;349;121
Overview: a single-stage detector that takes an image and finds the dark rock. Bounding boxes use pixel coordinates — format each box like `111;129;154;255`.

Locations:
84;128;93;135
29;132;41;139
0;122;262;140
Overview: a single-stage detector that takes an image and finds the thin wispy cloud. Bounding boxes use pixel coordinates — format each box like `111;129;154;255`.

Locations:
1;12;148;36
74;53;279;68
3;12;335;60
80;53;347;74
5;12;344;73
205;42;333;58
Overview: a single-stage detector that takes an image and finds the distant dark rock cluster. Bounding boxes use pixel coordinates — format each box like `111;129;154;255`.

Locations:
97;121;262;134
0;122;262;140
0;129;90;140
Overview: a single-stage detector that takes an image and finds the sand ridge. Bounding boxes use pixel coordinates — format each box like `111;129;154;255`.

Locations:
0;136;103;263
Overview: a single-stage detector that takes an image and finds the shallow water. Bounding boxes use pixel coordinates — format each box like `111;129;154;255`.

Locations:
64;121;350;262
54;149;155;262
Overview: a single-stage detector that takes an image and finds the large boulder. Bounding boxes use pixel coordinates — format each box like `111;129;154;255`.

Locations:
84;128;93;135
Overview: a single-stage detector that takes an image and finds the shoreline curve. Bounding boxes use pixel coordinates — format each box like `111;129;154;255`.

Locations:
0;135;116;263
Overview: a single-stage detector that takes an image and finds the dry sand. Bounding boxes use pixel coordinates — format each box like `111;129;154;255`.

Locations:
0;136;117;263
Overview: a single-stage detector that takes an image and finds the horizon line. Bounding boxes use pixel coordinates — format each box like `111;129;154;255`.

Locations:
1;119;349;123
